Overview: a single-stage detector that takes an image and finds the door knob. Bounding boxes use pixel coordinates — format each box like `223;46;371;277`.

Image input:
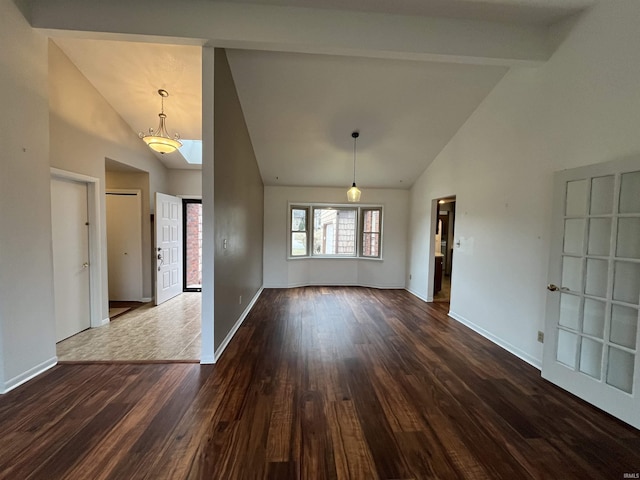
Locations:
547;284;569;292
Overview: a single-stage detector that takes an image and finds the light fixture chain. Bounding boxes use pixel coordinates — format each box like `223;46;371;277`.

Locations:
353;134;357;184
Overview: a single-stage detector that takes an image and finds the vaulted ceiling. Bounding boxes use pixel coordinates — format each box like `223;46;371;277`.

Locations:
45;0;593;187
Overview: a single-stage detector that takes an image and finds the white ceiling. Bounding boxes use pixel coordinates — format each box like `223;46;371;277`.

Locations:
53;38;202;170
51;0;593;185
227;49;506;188
215;0;594;25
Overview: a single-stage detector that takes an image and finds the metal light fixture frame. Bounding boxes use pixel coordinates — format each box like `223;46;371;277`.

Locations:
139;89;182;154
347;130;362;202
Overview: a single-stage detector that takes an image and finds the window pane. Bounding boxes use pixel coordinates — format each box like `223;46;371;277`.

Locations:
585;258;608;298
617;218;640;259
557;329;577;368
566;179;587;216
564;219;585;254
619;171;640;214
313;209;356;256
614;261;640;305
364;209;381;233
610;304;638;349
583;298;605;338
607;347;634;394
562;256;583;293
291;232;307;256
362;233;380;257
579;337;603;380
587;218;611;256
590;175;614;215
559;293;580;330
291;208;307;232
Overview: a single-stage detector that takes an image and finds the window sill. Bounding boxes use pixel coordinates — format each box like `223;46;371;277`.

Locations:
287;256;383;262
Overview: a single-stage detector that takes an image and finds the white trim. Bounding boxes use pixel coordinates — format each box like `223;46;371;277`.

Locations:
405;287;431;303
264;282;405;289
212;287;264;363
448;310;542;370
141;297;153;303
100;317;110;326
1;357;57;394
50;168;103;330
200;355;216;364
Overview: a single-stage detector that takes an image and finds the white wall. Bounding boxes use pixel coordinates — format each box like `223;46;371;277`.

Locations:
167;169;202;197
407;0;640;368
0;0;56;391
264;186;409;288
212;49;264;355
49;41;169;317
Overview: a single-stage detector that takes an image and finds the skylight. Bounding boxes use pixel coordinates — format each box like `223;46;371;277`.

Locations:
178;139;202;165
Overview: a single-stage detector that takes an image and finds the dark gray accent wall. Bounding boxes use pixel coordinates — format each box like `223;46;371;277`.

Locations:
213;48;264;351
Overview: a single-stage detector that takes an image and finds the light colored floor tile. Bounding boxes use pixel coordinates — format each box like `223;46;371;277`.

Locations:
57;293;201;361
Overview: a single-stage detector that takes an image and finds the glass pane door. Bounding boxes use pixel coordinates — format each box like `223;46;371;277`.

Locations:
183;199;202;292
544;159;640;429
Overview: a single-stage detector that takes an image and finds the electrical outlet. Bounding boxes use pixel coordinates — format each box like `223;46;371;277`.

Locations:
537;331;544;343
239;295;242;305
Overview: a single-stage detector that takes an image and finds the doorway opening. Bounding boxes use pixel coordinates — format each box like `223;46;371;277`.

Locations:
434;196;456;303
183;199;202;292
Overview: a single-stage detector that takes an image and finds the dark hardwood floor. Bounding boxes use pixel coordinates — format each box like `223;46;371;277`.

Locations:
1;287;638;479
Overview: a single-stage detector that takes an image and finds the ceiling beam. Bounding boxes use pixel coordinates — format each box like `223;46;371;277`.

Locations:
28;0;553;66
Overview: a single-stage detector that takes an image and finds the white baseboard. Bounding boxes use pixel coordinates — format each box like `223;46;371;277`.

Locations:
405;287;430;303
263;282;405;289
1;356;58;394
200;355;215;364
212;287;264;363
448;310;542;370
100;317;110;326
142;297;153;303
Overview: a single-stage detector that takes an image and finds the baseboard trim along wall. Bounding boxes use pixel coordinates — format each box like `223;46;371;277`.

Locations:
264;282;406;289
1;357;58;394
211;287;265;364
404;287;431;303
447;310;542;370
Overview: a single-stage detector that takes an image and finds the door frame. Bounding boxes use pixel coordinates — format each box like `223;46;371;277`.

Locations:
427;194;457;303
182;198;202;292
50;168;104;328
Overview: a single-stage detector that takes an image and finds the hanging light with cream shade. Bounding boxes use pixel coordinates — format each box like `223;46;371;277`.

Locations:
139;89;182;154
347;131;362;202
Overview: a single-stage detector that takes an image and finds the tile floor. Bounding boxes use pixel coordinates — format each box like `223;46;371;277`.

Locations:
57;292;201;362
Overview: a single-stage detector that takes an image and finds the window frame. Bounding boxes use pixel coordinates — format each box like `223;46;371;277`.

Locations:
287;202;383;260
289;205;310;257
360;207;383;259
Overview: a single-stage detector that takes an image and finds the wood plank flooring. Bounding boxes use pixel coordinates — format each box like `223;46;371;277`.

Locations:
1;287;639;479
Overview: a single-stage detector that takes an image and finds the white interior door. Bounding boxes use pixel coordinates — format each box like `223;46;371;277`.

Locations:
155;192;183;305
543;158;640;429
106;191;143;301
51;177;91;342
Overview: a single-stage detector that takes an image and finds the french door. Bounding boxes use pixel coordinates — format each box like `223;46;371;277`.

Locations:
542;158;640;428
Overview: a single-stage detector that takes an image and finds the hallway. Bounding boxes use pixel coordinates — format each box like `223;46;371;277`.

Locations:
56;293;201;362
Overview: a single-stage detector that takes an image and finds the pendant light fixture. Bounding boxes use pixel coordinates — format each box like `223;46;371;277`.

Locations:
347;130;362;202
139;89;182;154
